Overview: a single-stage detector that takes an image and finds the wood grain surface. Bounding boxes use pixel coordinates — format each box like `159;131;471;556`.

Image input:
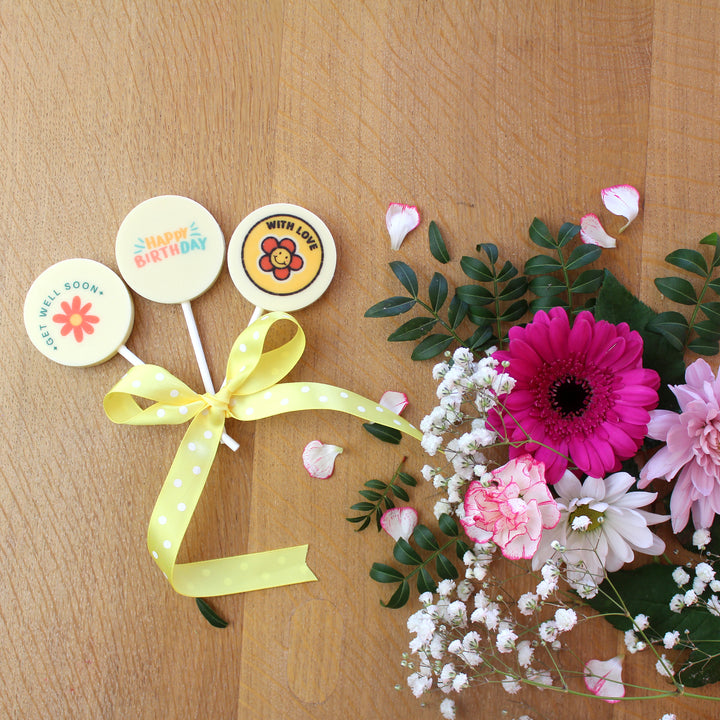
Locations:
2;1;720;718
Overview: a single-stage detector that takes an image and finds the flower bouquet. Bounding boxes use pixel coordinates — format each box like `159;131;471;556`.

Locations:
353;192;720;719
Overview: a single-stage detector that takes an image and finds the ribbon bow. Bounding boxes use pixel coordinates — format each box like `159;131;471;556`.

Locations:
104;311;422;597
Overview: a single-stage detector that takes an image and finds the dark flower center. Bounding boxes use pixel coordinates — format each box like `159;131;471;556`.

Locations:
549;375;593;418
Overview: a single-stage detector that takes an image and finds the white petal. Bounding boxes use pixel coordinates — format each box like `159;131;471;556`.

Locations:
584;656;624;702
386;203;421;250
381;507;418;542
601;184;640;232
302;440;343;478
379;390;409;415
580;213;617;248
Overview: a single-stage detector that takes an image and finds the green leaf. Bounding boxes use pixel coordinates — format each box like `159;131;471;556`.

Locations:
387;316;436;342
466;305;494;324
365;479;387;490
438;513;459;537
196;598;229;628
700;232;720;268
414;524;440;551
428;221;450;263
524;254;562;275
498;299;528;323
389;483;410;502
394;538;423;566
565;244;602;271
447;295;468;329
460;256;494;282
701;301;720;323
688;336;720;356
456;284;494;306
362;423;402;444
655;276;698;305
383;497;395;510
709;278;720;295
359;489;382;501
570;268;604;294
381;579;410;609
466;324;493;351
411;334;454;361
665;248;708;276
351;502;375;512
529;296;567;313
478;242;498;264
369;563;405;583
397;472;417;487
417;567;437;594
529;274;565;297
435;554;458;580
389;260;419;297
365;296;416;318
455;539;471;560
428;273;449;312
528;218;555;249
495;261;518;283
557;222;580;247
646;311;688;351
694;320;720;340
345;515;368;523
497;276;528;301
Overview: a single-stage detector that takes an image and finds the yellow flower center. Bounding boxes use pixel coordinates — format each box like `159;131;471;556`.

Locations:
69;313;84;327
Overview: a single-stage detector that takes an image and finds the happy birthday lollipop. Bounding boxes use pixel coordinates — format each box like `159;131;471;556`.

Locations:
227;203;337;320
115;195;226;396
24;257;239;450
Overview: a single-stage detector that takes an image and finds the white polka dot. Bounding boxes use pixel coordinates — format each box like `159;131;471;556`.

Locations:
131;380;141;388
155;372;165;381
375;406;384;412
245;407;254;415
253;331;260;340
203;430;212;439
239;365;246;373
394;419;402;426
340;392;349;399
188;442;196;452
201;409;208;416
264;391;272;399
301;386;310;393
319;395;328;403
163;540;172;549
173;478;183;488
177;502;186;512
192;466;201;475
156;408;166;418
179;406;188;415
357;405;366;413
280;398;289;406
239;343;247;352
152;551;158;559
158;515;167;525
170;389;179;398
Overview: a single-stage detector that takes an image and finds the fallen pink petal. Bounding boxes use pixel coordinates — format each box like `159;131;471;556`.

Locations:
601;184;640;232
302;440;344;478
386;203;421;250
584;656;625;703
381;507;418;542
580;213;617;249
379;390;409;415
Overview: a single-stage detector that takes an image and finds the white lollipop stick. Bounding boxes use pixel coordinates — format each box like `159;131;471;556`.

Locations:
181;301;216;395
248;305;264;325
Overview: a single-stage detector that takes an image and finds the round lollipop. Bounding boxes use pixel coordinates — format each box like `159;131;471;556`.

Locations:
115;195;225;396
227;203;337;318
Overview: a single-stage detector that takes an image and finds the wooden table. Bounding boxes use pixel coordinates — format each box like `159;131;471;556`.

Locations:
2;2;720;718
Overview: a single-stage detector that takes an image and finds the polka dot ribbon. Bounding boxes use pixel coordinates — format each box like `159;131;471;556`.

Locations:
103;311;422;597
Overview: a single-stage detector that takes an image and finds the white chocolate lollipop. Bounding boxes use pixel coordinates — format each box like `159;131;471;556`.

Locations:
227;204;337;314
24;258;134;367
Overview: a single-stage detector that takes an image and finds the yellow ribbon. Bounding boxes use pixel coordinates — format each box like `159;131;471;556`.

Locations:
104;311;422;597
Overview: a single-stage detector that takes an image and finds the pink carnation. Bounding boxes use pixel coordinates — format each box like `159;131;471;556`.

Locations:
639;358;720;532
460;455;560;560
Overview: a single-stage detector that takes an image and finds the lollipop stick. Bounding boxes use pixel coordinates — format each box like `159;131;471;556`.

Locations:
118;344;240;452
248;305;264;325
181;301;216;395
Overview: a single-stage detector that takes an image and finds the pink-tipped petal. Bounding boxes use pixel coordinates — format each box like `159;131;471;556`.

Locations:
580;213;617;248
379;390;409;415
386;203;421;250
381;507;418;542
601;184;640;232
584;656;625;703
302;440;343;478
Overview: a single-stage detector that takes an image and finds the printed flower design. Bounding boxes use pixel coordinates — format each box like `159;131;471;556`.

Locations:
489;307;660;483
532;470;666;595
460;455;560;560
259;236;303;280
52;295;100;342
639;358;720;532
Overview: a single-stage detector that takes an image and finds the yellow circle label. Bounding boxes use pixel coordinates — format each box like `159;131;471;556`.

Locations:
228;204;336;312
24;259;134;367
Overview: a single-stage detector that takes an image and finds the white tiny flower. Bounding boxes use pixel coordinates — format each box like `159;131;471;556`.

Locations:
660;714;677;720
554;608;577;632
693;577;707;596
447;639;462;655
421;433;443;456
707;595;720;617
496;627;518;653
456;580;473;602
684;589;698;606
538;621;558;643
571;515;591;531
446;600;468;627
430;633;446;660
672;566;690;587
516;640;534;667
501;675;521;694
633;613;650;631
526;667;553;688
624;629;640;653
535;579;556;600
434;499;452;519
439;698;456;720
407;672;432;697
655;654;674;678
696;562;716;583
669;594;686;613
437;579;456;597
663;630;680;649
438;663;456;693
517;592;539;616
693;528;711;549
711;579;720;592
452;673;468;692
421;464;435;482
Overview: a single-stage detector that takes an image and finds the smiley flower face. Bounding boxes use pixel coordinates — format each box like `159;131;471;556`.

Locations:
259;236;304;280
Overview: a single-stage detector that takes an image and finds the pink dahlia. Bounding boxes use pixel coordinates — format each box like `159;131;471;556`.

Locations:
639;358;720;532
490;307;659;483
460;455;560;560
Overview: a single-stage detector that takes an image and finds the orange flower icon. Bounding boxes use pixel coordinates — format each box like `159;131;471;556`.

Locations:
259;236;304;280
52;295;100;342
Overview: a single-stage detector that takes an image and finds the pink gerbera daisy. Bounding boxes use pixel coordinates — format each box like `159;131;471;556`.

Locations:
489;307;660;483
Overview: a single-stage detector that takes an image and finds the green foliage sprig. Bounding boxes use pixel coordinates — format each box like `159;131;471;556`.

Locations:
346;458;417;532
369;513;470;609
